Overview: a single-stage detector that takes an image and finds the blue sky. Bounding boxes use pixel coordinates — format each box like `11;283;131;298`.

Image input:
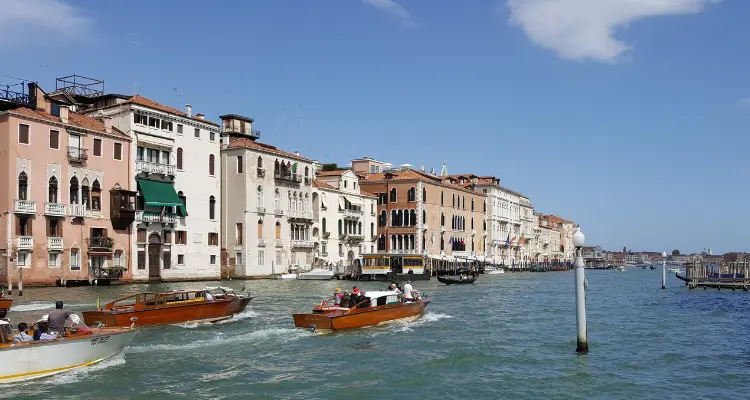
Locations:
1;0;747;253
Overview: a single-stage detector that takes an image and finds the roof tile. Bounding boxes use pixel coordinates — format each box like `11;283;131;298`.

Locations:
226;137;312;162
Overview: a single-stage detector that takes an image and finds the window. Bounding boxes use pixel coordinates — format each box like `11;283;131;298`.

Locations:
114;143;123;160
390;188;397;203
257;219;264;238
370;222;374;237
276;250;282;265
91;180;101;211
209;154;215;175
338;219;342;236
441;191;444;205
275;221;281;239
17;172;28;200
134;114;147;125
407;187;416;202
441;213;445;226
161;120;173;131
177;148;183;170
48;252;59;267
70;249;80;270
177;124;183;134
51;102;60;116
208;232;218;246
163;230;172;244
237;156;243;173
210;255;217;265
176;231;187;245
422;187;426;202
236;223;243;245
258;250;265;266
257;156;264;169
422;210;426;224
137;250;145;269
194;128;200;138
49;130;59;149
210;131;215;141
452;193;455;207
162;150;170;165
93;138;102;157
48;176;58;203
69;176;79;204
148;117;160;128
114;251;123;268
177;254;185;265
18;124;29;144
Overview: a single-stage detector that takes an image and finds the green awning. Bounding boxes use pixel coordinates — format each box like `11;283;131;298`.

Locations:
137;179;183;208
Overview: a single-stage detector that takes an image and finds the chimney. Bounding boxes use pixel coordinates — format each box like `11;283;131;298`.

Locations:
27;82;45;110
294;151;300;156
196;113;204;120
60;105;69;124
186;104;192;117
104;117;113;133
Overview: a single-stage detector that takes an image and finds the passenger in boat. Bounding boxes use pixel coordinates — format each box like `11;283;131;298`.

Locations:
48;301;72;335
403;282;414;300
36;321;57;341
333;288;343;307
204;291;215;301
14;322;33;342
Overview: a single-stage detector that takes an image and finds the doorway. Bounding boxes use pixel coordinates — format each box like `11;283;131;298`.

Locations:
148;233;161;279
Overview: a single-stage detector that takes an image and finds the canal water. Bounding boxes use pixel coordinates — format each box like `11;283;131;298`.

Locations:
5;269;749;399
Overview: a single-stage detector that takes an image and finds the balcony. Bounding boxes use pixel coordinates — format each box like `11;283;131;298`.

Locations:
388;249;419;254
275;239;284;247
257;207;266;214
322;232;330;239
291;240;314;248
274;172;303;184
87;236;113;251
69;203;87;218
16;236;33;250
274;209;284;216
14;200;36;214
67;146;88;163
342;234;364;243
304;177;312;186
136;161;176;177
45;202;66;217
343;209;363;219
136;211;177;224
287;210;313;220
47;237;63;251
258;238;266;247
321;251;328;257
257;168;266;177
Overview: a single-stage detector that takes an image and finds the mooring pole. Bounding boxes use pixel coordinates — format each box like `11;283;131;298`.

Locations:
661;251;667;289
573;227;588;354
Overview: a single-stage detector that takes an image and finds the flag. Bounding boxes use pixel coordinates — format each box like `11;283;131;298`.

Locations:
519;233;525;245
449;237;454;245
292;162;298;173
505;232;510;247
160;206;166;220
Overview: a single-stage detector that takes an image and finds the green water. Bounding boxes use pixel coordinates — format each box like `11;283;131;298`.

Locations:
4;269;749;399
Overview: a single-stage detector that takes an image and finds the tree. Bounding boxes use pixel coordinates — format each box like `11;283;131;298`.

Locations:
671;249;680;256
321;163;338;171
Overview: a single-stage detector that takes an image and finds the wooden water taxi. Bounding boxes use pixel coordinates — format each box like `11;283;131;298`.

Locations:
437;274;477;285
292;291;430;332
0;294;12;310
0;320;137;383
82;287;252;327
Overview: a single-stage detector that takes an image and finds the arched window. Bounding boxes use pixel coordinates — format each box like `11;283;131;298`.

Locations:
410;234;415;250
358;222;362;235
390;188;397;203
17;172;28;200
422;187;426;203
370;222;374;237
471;199;474;211
338;219;342;236
484;200;487;213
441;191;444;205
304;166;309;177
422;209;426;224
407;187;416;202
471;217;474;229
209;154;215;175
452;216;455;230
397;235;403;250
452;193;455;207
256;186;263;208
257;219;263;238
378;234;386;251
391;234;396;250
440;236;445;251
69;176;79;204
209;195;216;220
379;210;387;227
91;179;101;211
275;221;281;239
48;176;58;203
483;220;487;231
257;156;263;169
274;159;280;175
441;213;445;226
410;209;416;226
177;148;183;170
322;217;327;233
395;210;402;227
391;210;397;226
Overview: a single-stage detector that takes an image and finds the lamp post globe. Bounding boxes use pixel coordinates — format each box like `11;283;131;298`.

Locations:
573;228;585;249
662;251;667;258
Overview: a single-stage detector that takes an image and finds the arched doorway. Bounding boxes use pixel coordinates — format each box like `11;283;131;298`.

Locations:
148;233;162;279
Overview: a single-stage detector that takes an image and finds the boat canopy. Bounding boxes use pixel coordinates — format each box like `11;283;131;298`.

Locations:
202;287;235;293
360;290;400;299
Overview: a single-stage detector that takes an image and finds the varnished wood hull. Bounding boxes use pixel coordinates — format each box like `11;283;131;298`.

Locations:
82;297;252;327
0;298;12;310
293;300;430;331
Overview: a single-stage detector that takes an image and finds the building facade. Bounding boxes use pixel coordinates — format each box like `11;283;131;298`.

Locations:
220;114;315;277
0;85;133;286
312;170;377;266
86;95;221;281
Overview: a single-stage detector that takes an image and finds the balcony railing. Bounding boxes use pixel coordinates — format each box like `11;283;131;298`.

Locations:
257;207;266;214
136;161;176;176
287;210;312;220
258;238;266;247
343;234;364;243
67;146;88;163
47;237;63;251
273;172;303;183
14;200;36;214
275;239;284;247
69;203;87;218
274;209;284;216
136;211;177;224
87;236;114;250
343;209;363;219
291;240;314;248
16;236;33;250
45;202;66;216
257;168;266;177
388;249;419;254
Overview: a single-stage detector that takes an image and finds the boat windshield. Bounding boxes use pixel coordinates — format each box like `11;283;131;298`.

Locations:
0;320;13;344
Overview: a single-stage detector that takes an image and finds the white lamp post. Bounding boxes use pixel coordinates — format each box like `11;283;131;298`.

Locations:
661;251;667;289
573;226;588;353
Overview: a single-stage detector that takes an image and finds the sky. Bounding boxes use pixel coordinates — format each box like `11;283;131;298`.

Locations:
1;0;748;254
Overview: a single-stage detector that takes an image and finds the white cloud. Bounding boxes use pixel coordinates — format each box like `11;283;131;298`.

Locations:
364;0;416;27
0;0;93;47
506;0;720;63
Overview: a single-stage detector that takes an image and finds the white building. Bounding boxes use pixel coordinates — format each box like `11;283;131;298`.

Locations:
312;169;377;267
220;114;315;277
86;95;221;281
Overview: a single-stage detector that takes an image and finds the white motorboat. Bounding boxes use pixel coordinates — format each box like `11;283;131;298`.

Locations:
0;321;137;383
486;267;505;275
297;268;334;280
615;265;626;271
668;267;681;273
280;273;298;279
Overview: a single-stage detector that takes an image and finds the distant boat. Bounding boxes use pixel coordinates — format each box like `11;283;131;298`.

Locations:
650;265;657;270
668;267;681;273
297;268;335;280
437;274;477;285
486;268;505;275
616;265;626;272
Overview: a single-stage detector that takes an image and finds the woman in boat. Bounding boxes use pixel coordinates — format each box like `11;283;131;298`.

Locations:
333;288;343;307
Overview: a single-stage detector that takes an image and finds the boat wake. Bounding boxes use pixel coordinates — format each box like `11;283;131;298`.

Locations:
9;302;54;312
127;327;311;354
175;309;259;329
4;353;127;393
391;312;453;332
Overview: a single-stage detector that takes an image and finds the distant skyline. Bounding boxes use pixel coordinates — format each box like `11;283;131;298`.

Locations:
1;0;748;253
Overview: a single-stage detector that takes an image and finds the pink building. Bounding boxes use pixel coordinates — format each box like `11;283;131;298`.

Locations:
0;83;135;288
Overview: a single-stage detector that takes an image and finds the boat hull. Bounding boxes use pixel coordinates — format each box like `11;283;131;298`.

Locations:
0;328;137;383
0;298;12;309
437;275;477;284
82;297;252;327
297;274;333;280
293;300;429;332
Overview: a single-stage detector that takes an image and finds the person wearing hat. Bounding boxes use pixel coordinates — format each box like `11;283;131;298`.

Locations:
333;288;343;307
47;300;72;336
